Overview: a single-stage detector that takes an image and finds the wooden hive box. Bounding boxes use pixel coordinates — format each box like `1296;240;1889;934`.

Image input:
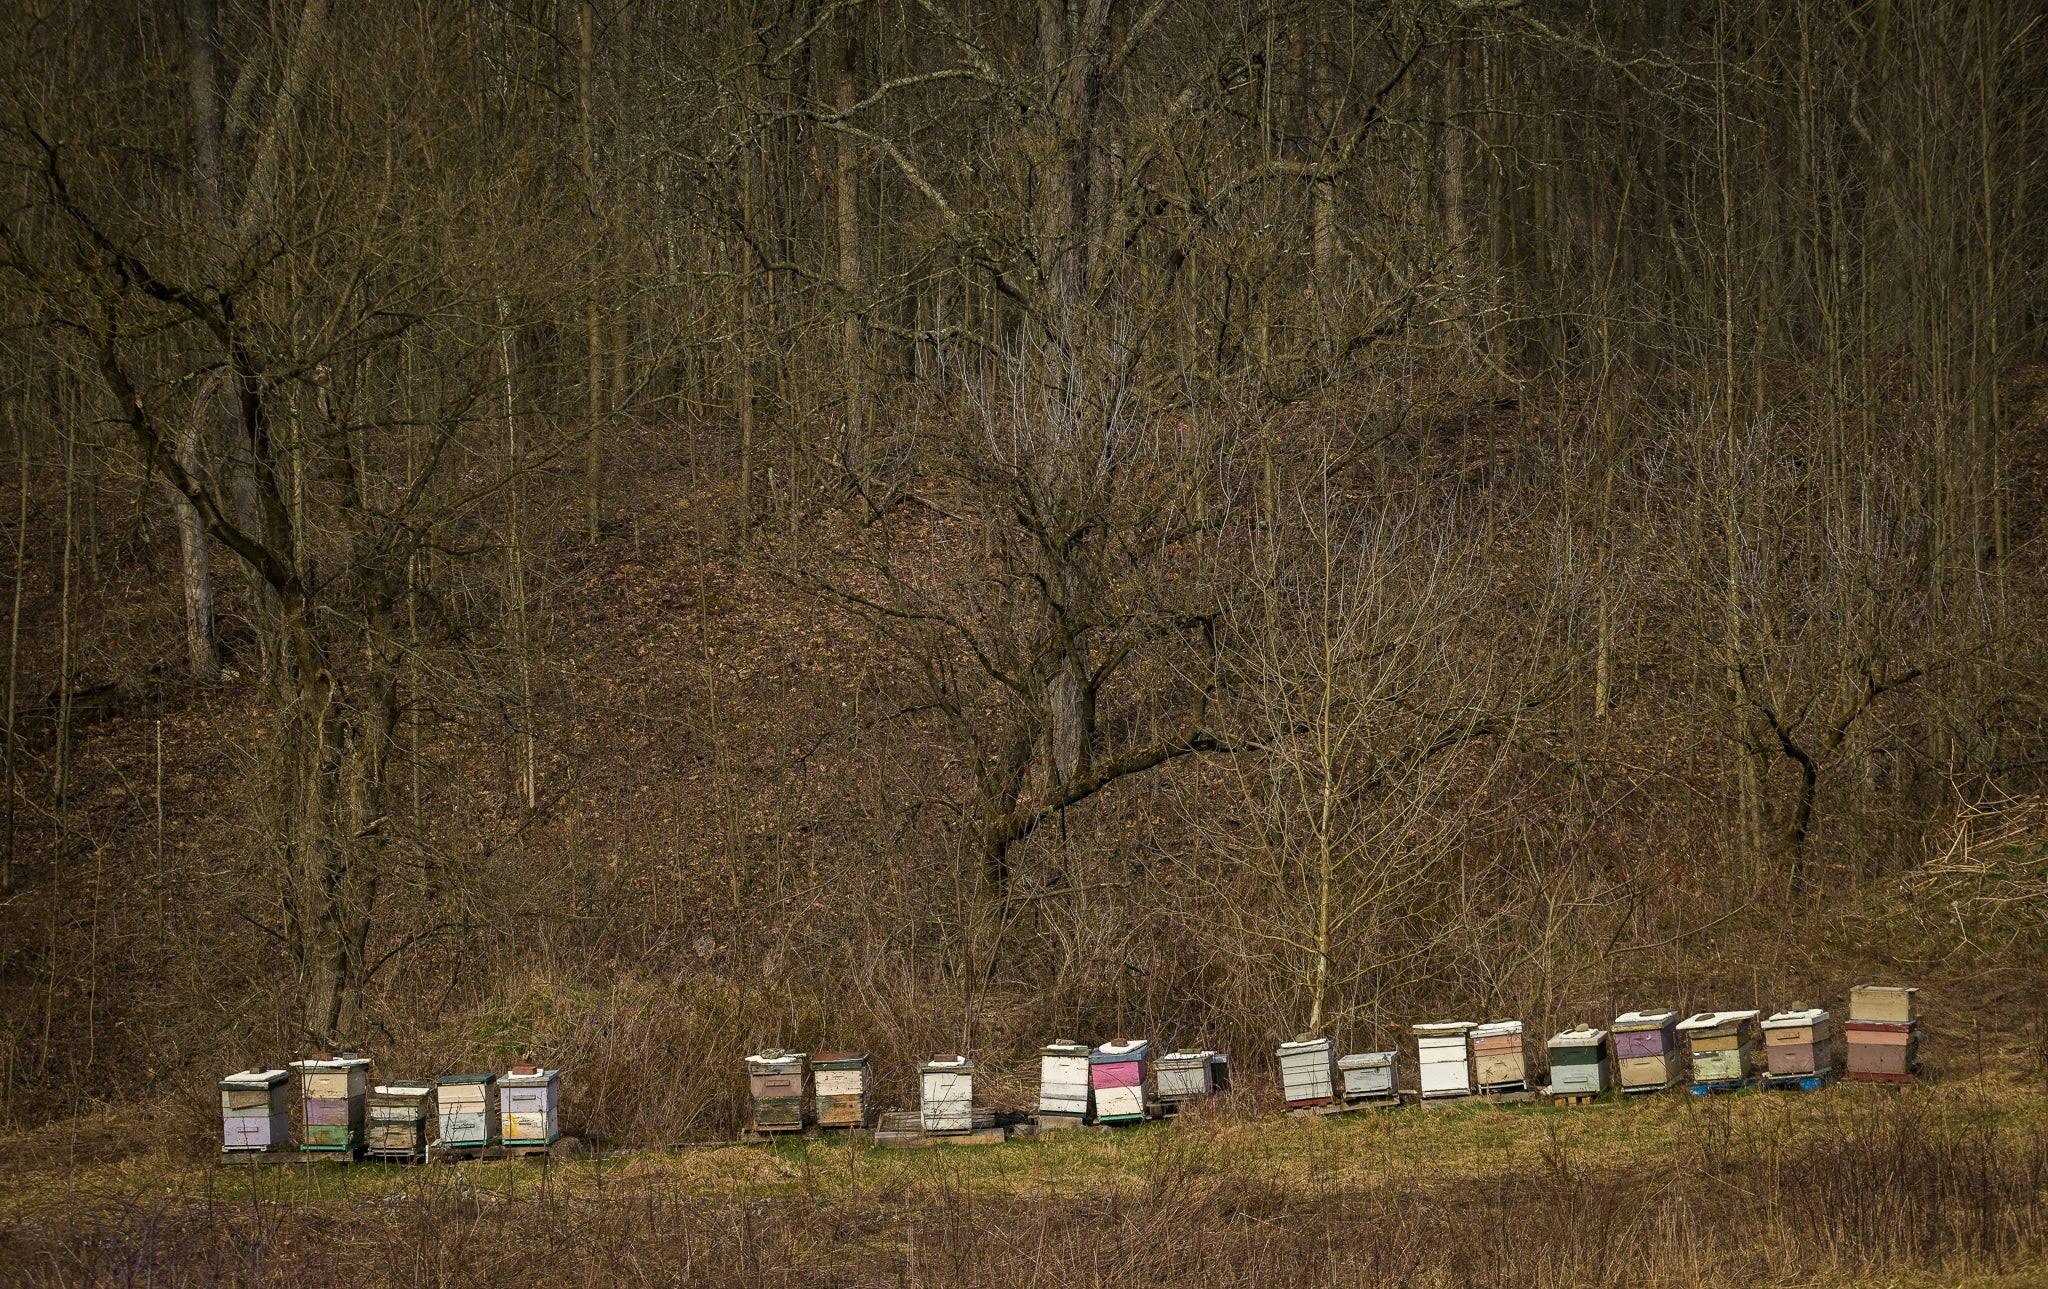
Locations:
289;1054;371;1152
1277;1036;1337;1107
435;1073;500;1147
1844;1020;1921;1080
1676;1011;1761;1084
1546;1027;1610;1095
1091;1039;1150;1123
1471;1020;1528;1091
219;1069;290;1152
499;1065;561;1145
1762;1007;1833;1077
365;1083;435;1155
919;1055;975;1134
1037;1041;1094;1123
1848;985;1919;1025
812;1052;870;1128
744;1050;808;1131
1337;1051;1398;1101
1413;1022;1477;1098
1156;1050;1227;1103
1611;1010;1682;1090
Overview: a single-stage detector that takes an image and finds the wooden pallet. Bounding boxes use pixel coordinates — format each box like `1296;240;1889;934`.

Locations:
1619;1081;1680;1095
1288;1095;1401;1118
219;1147;360;1166
363;1148;429;1165
1845;1070;1919;1085
875;1109;1006;1148
1687;1078;1761;1097
1761;1070;1833;1093
1547;1091;1602;1107
432;1143;506;1162
1419;1089;1537;1108
502;1137;562;1159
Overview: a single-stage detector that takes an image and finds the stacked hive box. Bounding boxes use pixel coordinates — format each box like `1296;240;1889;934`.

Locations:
1546;1027;1610;1096
1471;1021;1528;1092
1277;1036;1337;1108
745;1050;808;1132
435;1073;498;1148
1762;1007;1832;1081
1091;1040;1150;1124
219;1069;289;1153
1337;1051;1398;1103
1676;1011;1762;1086
365;1083;434;1160
291;1054;371;1154
1611;1011;1682;1092
1155;1050;1228;1106
1037;1040;1094;1125
501;1066;560;1147
919;1055;975;1133
1414;1022;1477;1098
813;1053;870;1128
1845;985;1922;1083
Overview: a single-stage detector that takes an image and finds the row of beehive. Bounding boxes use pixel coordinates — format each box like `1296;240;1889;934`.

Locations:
1271;986;1922;1104
219;1057;561;1156
744;1040;1234;1133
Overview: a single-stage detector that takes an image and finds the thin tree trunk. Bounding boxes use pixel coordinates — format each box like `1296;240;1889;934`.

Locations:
4;414;25;891
836;18;864;477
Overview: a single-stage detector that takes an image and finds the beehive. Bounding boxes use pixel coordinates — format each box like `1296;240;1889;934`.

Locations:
365;1083;434;1158
218;1069;289;1152
1546;1027;1610;1095
1037;1040;1094;1123
290;1054;371;1153
1846;985;1921;1082
1277;1036;1337;1107
1762;1007;1832;1078
1156;1050;1228;1103
919;1055;975;1133
744;1050;808;1131
435;1073;499;1147
500;1065;560;1145
1413;1021;1477;1098
813;1052;870;1128
1611;1010;1682;1091
1337;1051;1398;1101
1471;1020;1528;1091
1676;1011;1762;1084
1091;1039;1150;1123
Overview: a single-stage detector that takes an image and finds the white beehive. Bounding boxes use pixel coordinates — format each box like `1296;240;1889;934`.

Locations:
919;1055;975;1133
1037;1040;1093;1122
1155;1050;1228;1103
435;1073;498;1147
1413;1021;1477;1098
1337;1051;1398;1101
1277;1036;1337;1106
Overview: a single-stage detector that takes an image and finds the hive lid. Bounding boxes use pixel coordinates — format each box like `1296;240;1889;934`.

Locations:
1157;1049;1218;1065
1763;1008;1830;1029
1040;1040;1091;1056
219;1069;288;1089
1471;1020;1524;1039
437;1072;497;1085
1611;1010;1679;1029
500;1067;560;1085
1277;1036;1333;1053
1675;1010;1762;1032
1412;1021;1477;1036
1091;1039;1148;1061
919;1054;974;1073
372;1084;434;1098
744;1050;806;1072
812;1051;868;1068
289;1055;372;1072
1548;1026;1608;1047
1337;1051;1398;1069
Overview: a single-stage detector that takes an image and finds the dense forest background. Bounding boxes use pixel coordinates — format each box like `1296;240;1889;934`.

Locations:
0;0;2044;1147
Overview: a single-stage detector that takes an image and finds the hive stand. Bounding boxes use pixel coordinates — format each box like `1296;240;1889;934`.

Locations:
1417;1088;1537;1108
1547;1090;1603;1107
874;1108;1008;1148
1686;1078;1762;1097
219;1146;363;1166
1761;1070;1834;1093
